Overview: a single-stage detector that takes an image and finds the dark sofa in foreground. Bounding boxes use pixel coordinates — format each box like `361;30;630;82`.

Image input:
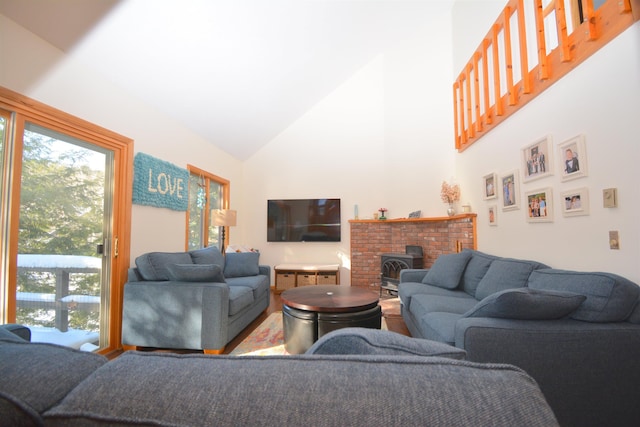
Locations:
1;325;559;427
399;249;640;427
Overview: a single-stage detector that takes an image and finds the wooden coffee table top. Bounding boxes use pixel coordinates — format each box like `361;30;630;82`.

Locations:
280;285;379;313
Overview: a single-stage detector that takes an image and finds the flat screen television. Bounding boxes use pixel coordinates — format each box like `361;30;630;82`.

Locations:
267;198;341;242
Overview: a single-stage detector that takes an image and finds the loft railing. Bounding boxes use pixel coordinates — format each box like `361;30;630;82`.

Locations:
453;0;639;152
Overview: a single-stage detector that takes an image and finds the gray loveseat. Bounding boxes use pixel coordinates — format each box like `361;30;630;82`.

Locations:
0;325;559;426
122;246;270;353
399;248;640;427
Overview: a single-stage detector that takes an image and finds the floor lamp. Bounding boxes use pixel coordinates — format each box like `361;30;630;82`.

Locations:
211;209;237;254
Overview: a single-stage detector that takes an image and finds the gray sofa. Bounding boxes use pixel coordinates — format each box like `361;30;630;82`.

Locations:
122;246;270;353
399;248;640;427
0;325;559;426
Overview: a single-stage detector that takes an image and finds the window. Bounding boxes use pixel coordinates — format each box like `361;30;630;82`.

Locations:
186;165;230;251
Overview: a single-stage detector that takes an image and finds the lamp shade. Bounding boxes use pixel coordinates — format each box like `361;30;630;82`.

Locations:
211;209;237;227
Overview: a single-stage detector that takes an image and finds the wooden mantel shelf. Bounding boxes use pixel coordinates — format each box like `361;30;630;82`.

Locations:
349;213;476;224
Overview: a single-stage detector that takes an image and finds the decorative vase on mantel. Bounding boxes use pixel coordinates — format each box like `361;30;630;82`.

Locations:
447;204;456;217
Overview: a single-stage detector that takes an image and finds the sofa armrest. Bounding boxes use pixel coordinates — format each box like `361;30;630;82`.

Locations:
122;280;230;350
0;323;31;342
258;265;271;285
399;268;428;283
455;317;640;427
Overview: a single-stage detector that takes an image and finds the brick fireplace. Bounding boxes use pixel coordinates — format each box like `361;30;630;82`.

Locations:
349;214;476;288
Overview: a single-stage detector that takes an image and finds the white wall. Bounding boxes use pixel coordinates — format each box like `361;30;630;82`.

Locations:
4;5;638;285
242;5;457;284
0;14;245;259
451;4;640;282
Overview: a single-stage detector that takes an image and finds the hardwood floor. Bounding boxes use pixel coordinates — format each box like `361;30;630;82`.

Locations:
223;287;410;354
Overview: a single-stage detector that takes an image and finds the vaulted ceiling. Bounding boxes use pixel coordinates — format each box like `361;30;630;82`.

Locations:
0;0;454;160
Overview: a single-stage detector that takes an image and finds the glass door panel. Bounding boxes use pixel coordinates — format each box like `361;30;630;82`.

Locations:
16;123;113;350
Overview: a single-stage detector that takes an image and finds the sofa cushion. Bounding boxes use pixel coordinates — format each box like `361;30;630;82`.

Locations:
0;340;107;425
228;285;254;316
628;297;640;324
463;288;586;320
135;251;193;281
224;252;260;277
475;258;541;301
418;312;464;344
460;250;497;296
43;351;559;427
167;263;226;283
410;294;478;320
226;275;269;300
189;246;225;268
399;283;470;311
528;269;640;322
307;328;466;359
421;251;472;289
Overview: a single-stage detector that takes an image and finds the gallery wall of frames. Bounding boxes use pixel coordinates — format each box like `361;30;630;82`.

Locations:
481;134;597;226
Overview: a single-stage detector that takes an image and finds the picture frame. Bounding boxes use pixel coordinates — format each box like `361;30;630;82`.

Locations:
558;134;588;182
408;210;422;218
521;136;553;183
483;173;498;200
525;187;553;222
488;205;498;226
561;187;590;217
500;170;520;211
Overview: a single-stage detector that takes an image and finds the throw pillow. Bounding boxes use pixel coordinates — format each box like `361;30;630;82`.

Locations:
223;252;260;278
306;328;467;359
527;269;640;323
421;251;472;289
463;288;586;320
135;252;193;281
189;246;225;268
474;259;540;301
166;264;226;283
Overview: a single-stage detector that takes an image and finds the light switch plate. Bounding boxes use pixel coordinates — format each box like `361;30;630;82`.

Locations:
603;188;617;208
609;231;620;250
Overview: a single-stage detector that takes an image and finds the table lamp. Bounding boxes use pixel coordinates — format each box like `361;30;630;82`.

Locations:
211;209;237;254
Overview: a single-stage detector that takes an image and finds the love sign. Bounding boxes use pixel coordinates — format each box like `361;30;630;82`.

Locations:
132;153;189;211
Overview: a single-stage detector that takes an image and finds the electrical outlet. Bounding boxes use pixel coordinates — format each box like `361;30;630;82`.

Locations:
603;188;617;208
609;231;620;250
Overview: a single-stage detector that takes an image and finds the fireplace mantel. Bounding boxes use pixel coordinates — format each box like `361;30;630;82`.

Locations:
349;213;477;224
349;213;477;288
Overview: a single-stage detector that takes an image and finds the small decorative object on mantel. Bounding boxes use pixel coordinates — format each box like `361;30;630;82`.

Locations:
441;180;460;216
378;208;388;220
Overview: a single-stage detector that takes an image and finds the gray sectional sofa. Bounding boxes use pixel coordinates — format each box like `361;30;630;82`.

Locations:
399;248;640;427
122;246;270;353
0;324;559;427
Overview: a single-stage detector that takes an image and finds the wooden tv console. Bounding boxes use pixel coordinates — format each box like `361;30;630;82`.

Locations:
274;264;340;293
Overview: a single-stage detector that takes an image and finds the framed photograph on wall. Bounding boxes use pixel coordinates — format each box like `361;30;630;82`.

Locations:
500;170;520;211
521;136;553;183
561;187;590;217
558;134;588;182
483;173;498;200
525;188;553;222
488;205;498;226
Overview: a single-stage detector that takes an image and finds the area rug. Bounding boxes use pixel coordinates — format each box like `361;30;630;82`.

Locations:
379;296;401;318
229;311;388;356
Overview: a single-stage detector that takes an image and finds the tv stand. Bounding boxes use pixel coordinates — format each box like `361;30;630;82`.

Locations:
274;264;340;293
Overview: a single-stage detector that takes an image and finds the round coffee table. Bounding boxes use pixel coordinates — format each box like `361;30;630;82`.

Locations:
281;285;382;354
